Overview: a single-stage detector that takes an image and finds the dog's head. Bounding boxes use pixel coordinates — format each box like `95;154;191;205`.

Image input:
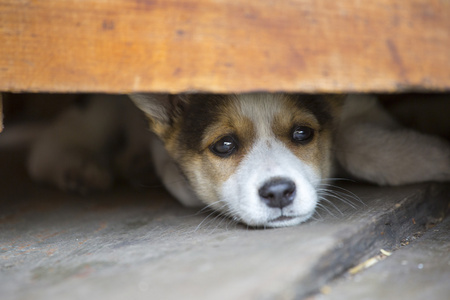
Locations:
131;93;344;227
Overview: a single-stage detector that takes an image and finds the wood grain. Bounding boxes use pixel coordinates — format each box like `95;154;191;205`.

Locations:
1;0;449;93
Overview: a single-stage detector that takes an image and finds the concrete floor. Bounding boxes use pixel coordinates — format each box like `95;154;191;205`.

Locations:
0;133;449;300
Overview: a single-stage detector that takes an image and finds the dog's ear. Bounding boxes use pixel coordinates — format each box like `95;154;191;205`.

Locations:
129;93;188;127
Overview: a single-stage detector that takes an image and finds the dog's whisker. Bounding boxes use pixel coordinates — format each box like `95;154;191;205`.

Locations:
316;202;340;218
194;210;223;232
311;206;324;221
207;214;227;233
194;203;235;232
317;197;343;216
327;194;362;211
310;213;322;221
317;183;364;205
179;201;225;219
320;191;362;211
207;209;242;233
317;185;363;206
194;201;226;215
219;215;238;232
317;190;358;210
227;218;239;231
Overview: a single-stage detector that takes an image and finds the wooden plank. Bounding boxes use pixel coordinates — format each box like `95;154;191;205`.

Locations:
1;0;449;93
321;217;450;300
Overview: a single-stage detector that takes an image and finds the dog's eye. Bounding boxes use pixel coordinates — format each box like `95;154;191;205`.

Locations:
210;136;237;157
292;126;314;144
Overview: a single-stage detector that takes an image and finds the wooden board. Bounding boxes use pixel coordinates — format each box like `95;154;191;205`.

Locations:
321;217;450;300
1;0;449;93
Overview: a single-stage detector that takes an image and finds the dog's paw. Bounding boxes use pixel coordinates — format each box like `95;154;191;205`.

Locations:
28;145;113;194
61;156;113;194
336;123;450;186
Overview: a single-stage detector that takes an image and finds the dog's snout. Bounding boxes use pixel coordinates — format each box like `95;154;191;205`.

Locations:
259;178;296;208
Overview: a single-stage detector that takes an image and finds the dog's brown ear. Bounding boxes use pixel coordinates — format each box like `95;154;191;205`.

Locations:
129;93;188;126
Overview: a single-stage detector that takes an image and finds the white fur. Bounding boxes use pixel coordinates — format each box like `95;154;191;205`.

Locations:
221;138;319;227
149;135;203;207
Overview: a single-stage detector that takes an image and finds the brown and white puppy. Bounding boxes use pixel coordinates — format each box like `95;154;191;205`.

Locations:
28;93;450;227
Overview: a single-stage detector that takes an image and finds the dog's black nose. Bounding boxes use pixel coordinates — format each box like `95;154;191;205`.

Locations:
259;178;296;209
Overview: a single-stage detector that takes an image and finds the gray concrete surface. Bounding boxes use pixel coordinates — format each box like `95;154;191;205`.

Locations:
0;145;449;300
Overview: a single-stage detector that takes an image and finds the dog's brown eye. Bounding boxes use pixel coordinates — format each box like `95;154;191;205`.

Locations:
292;126;314;144
210;136;237;157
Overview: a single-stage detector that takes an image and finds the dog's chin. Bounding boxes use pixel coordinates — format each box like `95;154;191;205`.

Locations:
239;212;314;228
265;213;313;228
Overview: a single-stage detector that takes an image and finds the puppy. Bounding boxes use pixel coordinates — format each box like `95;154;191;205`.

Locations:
28;94;450;227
